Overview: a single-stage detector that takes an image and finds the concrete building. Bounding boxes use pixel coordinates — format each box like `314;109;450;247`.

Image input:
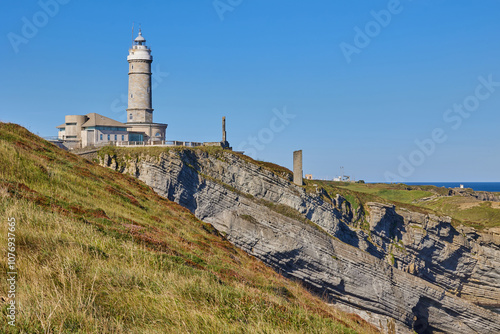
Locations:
57;113;133;146
56;29;167;149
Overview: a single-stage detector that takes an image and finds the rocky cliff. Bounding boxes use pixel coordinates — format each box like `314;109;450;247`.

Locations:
99;147;500;333
449;188;500;202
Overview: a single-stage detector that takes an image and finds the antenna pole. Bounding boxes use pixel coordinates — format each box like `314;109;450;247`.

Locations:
131;22;134;47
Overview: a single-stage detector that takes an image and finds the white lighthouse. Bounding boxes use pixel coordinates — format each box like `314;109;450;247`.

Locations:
126;29;167;142
127;29;153;123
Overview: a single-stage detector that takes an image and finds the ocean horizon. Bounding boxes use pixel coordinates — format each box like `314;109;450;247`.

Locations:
378;182;500;193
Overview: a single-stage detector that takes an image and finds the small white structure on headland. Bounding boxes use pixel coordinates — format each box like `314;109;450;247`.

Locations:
333;166;353;182
56;29;167;149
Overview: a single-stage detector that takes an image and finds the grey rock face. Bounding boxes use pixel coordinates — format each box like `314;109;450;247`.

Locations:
449;188;500;202
100;149;500;333
365;202;500;308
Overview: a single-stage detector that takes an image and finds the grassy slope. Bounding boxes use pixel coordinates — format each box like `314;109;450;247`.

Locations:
311;181;500;230
0;123;377;334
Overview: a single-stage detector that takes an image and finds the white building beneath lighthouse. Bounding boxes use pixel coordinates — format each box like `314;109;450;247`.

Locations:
56;30;167;149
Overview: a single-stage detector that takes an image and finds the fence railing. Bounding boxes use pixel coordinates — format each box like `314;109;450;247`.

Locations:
43;136;62;141
46;138;216;150
115;141;204;147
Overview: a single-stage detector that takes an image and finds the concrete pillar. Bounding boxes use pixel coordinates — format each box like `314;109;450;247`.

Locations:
222;116;227;142
293;150;303;186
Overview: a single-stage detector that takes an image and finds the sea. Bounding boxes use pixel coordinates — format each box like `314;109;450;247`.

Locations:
400;182;500;193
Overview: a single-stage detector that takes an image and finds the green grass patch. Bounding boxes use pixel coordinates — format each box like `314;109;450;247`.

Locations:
310;180;500;230
240;214;258;224
420;197;500;230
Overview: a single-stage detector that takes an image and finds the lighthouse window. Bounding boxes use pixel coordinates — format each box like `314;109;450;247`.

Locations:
131;65;134;69
129;113;133;120
155;132;161;137
131;94;133;98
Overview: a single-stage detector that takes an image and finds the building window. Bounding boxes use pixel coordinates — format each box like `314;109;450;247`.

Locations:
107;134;110;141
131;93;133;98
131;65;134;69
65;122;77;126
84;126;126;131
129;114;133;120
122;135;125;141
66;136;77;139
129;133;143;142
114;135;117;141
155;132;161;137
100;134;103;141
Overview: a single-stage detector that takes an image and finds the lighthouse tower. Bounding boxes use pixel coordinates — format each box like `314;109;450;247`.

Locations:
126;29;167;142
127;29;153;123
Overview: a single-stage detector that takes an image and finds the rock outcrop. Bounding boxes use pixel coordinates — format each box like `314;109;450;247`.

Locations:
366;202;500;308
100;148;500;333
449;188;500;202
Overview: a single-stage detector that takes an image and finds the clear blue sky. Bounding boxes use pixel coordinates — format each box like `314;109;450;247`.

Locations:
2;0;500;182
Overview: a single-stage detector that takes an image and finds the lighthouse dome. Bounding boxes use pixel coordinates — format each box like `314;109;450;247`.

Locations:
134;31;146;43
